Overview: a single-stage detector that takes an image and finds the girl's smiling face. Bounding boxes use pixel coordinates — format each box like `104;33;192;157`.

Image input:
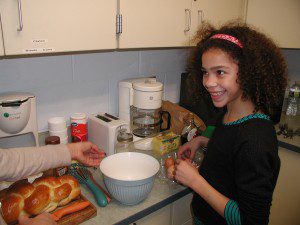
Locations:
202;48;242;109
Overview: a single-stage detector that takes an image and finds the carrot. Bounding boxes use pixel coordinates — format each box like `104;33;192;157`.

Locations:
51;201;90;221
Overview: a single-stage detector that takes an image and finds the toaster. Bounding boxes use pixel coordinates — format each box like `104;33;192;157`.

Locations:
88;113;129;156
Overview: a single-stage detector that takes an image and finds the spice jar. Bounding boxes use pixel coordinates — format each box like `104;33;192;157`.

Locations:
115;129;133;153
45;135;68;177
70;113;88;142
181;113;202;145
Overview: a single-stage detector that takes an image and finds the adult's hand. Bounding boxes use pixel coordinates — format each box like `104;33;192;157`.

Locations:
67;142;106;167
177;136;209;161
19;213;57;225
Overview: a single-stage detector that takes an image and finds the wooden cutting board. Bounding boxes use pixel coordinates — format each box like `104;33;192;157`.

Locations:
5;194;96;225
55;194;97;225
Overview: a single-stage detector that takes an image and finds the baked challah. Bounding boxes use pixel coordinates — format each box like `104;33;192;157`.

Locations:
0;175;81;224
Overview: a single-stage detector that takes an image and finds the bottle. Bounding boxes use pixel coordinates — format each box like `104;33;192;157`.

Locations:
285;81;300;133
181;113;202;145
45;136;68;177
70;113;88;142
115;128;134;153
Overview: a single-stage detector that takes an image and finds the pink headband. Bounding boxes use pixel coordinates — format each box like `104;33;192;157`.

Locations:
210;34;243;48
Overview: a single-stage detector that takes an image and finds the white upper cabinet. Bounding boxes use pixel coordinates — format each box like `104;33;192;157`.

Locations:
190;0;246;45
246;0;300;49
0;0;248;55
0;0;117;55
118;0;245;49
118;0;191;48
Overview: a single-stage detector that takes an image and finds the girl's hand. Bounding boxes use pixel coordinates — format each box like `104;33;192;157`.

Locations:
166;164;175;180
177;136;209;161
19;213;57;225
174;159;200;187
67;142;106;167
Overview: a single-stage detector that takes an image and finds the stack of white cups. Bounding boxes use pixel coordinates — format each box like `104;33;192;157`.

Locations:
48;117;68;144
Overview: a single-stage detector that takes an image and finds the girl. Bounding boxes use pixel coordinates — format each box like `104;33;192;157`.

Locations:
174;22;287;225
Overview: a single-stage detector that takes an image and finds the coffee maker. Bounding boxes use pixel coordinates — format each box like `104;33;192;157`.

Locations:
119;78;170;138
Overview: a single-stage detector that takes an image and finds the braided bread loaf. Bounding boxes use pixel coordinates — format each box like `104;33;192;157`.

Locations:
0;175;81;224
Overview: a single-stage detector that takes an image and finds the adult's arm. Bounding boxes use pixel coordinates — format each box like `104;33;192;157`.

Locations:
0;145;71;181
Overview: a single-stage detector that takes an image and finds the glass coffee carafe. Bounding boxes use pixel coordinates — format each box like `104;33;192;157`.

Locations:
131;106;171;137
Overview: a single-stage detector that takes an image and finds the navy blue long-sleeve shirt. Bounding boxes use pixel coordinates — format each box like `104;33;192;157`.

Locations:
192;114;280;225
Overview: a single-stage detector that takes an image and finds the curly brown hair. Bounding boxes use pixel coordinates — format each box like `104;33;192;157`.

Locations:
186;21;288;118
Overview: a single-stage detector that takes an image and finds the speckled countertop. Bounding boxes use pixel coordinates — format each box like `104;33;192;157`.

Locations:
276;125;300;153
80;168;190;225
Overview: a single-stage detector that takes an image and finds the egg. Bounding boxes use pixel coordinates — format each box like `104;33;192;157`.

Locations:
167;165;175;179
164;157;175;169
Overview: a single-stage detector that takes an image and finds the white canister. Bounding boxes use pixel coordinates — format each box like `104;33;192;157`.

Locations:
70;113;87;142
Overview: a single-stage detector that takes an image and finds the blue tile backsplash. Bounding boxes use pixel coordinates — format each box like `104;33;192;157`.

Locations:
0;49;189;131
0;48;298;132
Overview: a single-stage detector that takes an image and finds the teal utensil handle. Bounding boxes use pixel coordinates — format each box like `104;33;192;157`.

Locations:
86;179;108;207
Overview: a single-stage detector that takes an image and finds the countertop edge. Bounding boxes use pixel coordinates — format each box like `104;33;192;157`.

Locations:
114;188;192;225
278;140;300;153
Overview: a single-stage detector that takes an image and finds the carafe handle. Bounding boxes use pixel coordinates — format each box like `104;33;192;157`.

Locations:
160;110;171;131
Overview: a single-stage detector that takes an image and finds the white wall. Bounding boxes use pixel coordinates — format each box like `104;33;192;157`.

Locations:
0;49;189;131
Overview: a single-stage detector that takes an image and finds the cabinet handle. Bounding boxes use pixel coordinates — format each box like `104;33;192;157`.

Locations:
17;0;23;31
184;9;191;32
198;10;204;26
0;13;6;55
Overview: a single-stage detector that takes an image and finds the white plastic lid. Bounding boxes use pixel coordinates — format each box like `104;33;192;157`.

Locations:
133;80;163;92
119;77;157;88
71;113;87;120
0;92;35;103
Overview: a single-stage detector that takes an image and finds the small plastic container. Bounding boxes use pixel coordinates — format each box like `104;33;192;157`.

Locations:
115;129;134;153
48;117;67;131
70;113;87;142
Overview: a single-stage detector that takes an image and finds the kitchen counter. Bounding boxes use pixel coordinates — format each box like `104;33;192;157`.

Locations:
80;168;191;225
276;126;300;153
34;129;299;225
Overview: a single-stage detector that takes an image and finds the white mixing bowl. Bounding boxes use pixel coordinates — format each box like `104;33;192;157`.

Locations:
100;152;159;205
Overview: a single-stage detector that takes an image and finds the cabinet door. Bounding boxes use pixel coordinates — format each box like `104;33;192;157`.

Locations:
118;0;191;48
269;147;300;225
172;193;193;225
190;0;246;45
246;0;300;48
0;0;116;55
132;204;172;225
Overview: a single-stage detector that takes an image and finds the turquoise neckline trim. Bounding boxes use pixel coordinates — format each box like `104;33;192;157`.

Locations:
223;113;270;126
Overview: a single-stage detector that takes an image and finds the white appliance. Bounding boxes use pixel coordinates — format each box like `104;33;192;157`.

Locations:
119;77;169;138
0;92;39;148
118;77;157;122
88;113;129;156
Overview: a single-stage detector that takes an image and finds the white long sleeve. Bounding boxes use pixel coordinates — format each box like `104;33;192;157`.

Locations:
0;144;71;182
